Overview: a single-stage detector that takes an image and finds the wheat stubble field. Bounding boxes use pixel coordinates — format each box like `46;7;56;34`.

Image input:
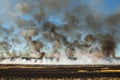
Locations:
0;64;120;80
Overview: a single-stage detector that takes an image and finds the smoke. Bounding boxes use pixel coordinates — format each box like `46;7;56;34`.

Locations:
100;34;116;60
0;0;120;64
16;2;32;14
0;19;2;24
85;14;102;32
106;12;120;26
40;0;70;12
16;18;36;27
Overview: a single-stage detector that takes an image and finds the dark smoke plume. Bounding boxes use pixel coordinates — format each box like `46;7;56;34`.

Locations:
100;34;116;59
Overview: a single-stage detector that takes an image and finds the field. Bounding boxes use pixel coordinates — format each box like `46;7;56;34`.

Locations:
0;64;120;79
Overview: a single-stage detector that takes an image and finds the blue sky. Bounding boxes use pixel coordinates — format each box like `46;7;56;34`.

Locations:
100;0;120;14
0;0;120;27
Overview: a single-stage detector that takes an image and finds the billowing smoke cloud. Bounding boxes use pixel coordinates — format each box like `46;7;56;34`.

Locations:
16;2;32;13
106;12;120;26
40;0;70;10
16;18;36;27
0;0;120;64
0;19;2;24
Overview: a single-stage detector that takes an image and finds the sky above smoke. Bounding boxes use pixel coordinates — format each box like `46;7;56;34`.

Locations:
0;0;120;64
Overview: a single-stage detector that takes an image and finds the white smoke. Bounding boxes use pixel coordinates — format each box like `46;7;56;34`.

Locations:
0;0;120;65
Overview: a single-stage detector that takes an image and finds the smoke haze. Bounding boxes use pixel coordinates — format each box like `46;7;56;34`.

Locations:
0;0;120;64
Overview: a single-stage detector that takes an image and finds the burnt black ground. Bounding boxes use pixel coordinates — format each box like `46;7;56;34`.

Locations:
0;64;120;79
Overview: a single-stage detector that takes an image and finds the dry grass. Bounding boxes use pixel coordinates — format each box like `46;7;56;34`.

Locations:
0;77;120;80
